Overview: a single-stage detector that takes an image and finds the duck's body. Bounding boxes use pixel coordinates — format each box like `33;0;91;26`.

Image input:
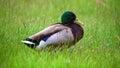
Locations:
22;11;84;50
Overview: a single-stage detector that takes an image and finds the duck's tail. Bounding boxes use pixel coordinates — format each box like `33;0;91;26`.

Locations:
21;40;35;45
21;38;38;48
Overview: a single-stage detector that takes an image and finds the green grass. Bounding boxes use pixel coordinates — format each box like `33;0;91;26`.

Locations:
0;0;120;68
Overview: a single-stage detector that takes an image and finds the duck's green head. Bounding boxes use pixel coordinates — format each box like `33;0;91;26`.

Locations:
61;11;76;24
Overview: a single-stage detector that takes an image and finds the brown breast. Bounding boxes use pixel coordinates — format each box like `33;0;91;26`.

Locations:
68;23;84;43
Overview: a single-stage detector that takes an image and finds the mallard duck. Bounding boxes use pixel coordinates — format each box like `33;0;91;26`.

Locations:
22;11;84;50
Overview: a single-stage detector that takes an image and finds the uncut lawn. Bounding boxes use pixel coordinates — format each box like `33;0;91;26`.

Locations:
0;0;120;68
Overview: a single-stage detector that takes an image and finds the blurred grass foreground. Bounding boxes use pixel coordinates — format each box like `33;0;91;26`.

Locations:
0;0;120;68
